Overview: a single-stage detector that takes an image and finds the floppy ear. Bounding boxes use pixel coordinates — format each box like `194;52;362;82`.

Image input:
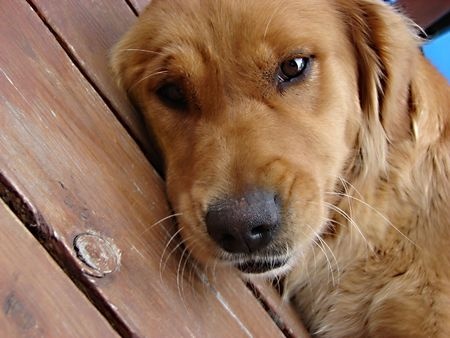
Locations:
110;0;172;100
110;21;166;173
110;27;151;106
338;0;420;175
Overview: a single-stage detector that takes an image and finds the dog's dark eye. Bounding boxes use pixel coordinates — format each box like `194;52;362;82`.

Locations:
278;57;309;83
156;83;187;109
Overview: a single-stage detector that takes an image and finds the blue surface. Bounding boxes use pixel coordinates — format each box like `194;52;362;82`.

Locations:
423;31;450;81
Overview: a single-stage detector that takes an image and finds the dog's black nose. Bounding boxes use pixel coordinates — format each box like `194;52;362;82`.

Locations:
205;189;280;254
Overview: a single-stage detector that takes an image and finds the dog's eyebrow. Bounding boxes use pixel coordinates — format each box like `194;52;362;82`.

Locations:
129;69;169;92
121;48;164;56
139;53;182;85
162;44;214;82
154;46;195;76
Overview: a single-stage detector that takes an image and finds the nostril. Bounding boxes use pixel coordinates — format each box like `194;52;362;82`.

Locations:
250;225;270;237
274;193;281;206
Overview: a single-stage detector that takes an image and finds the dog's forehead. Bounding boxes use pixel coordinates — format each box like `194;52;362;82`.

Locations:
144;0;342;66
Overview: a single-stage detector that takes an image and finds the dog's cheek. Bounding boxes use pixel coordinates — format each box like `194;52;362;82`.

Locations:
256;154;326;248
286;178;327;254
164;173;223;264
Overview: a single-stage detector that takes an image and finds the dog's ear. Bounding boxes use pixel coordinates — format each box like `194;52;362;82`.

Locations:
110;20;167;173
110;27;150;105
338;0;420;174
110;1;177;100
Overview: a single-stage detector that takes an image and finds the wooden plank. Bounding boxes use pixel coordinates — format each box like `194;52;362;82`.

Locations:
29;0;158;162
129;0;151;13
249;280;311;338
0;200;118;338
396;0;450;28
0;1;284;336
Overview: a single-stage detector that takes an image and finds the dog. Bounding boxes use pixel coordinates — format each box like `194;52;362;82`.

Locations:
111;0;450;336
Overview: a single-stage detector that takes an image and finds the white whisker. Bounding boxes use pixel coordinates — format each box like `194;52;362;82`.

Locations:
159;227;184;280
317;237;335;286
318;235;340;284
305;224;337;286
323;201;371;249
128;69;168;91
326;192;418;248
176;245;191;308
337;175;364;200
141;212;183;236
180;239;200;302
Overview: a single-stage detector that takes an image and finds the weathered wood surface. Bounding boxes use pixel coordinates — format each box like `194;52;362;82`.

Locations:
0;200;118;338
30;0;156;160
0;0;288;336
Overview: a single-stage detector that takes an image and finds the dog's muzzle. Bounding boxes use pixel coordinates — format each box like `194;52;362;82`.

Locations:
205;189;284;273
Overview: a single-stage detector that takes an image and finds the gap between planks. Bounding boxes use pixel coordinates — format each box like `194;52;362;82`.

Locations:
124;0;140;16
0;173;132;337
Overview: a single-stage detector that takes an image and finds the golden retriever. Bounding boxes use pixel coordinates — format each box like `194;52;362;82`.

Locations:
112;0;450;336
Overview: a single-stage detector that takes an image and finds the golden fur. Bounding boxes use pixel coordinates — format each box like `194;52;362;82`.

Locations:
112;0;450;336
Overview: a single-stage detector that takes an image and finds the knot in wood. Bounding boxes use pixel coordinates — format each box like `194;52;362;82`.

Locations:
74;232;121;277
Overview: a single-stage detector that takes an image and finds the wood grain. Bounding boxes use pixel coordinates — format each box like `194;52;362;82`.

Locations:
0;200;118;338
0;1;284;336
29;0;158;163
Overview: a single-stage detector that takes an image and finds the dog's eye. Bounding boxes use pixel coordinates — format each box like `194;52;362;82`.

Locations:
156;83;187;109
278;57;309;83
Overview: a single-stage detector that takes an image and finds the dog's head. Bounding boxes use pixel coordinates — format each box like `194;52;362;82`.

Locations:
112;0;419;277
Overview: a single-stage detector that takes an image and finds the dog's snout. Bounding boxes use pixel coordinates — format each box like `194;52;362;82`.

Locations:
205;189;280;254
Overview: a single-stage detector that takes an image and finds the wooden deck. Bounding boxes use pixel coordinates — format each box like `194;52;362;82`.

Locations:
1;0;446;337
0;1;308;336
